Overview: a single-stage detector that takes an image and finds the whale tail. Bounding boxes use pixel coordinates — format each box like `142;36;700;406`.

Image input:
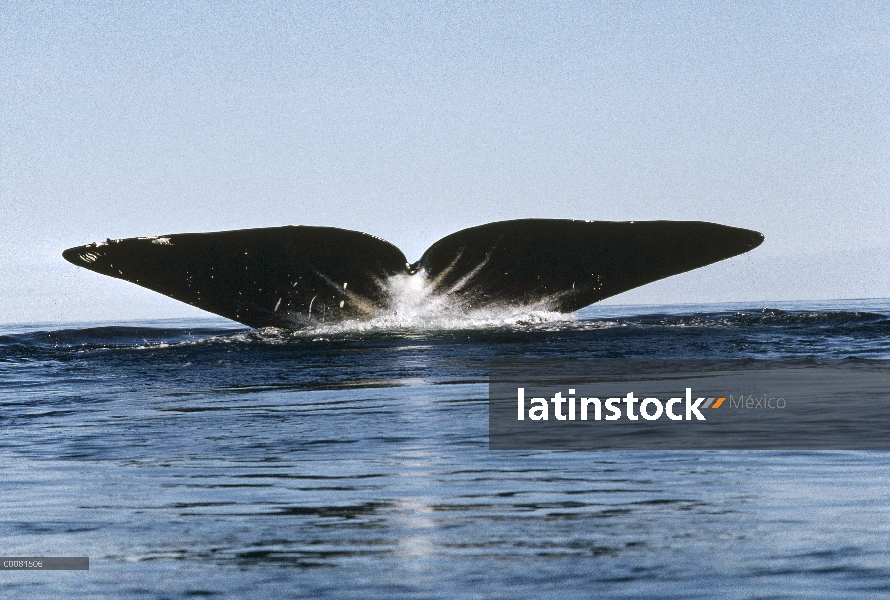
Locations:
63;219;763;328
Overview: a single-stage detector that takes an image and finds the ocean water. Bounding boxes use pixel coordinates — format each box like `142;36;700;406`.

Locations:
2;299;890;598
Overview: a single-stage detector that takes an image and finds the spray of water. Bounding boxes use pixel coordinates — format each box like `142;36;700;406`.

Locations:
299;270;574;334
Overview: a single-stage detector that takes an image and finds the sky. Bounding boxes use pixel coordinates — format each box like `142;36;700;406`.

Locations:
1;1;887;324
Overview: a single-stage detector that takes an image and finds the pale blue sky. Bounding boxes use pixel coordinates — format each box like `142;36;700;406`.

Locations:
1;1;887;323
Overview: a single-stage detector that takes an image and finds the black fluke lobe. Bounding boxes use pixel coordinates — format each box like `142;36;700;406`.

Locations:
416;220;764;312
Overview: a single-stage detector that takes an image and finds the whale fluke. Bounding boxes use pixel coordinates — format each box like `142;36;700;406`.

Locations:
63;220;763;328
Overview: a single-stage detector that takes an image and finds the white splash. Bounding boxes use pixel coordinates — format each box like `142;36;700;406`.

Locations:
301;270;574;334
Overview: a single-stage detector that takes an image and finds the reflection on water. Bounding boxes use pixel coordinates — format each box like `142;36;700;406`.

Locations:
1;300;889;598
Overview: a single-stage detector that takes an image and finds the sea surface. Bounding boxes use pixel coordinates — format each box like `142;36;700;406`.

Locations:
1;299;890;598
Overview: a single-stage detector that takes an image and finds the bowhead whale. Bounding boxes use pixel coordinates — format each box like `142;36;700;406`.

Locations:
63;219;764;328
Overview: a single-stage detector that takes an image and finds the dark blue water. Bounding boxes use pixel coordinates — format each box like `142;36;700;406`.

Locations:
2;300;890;598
